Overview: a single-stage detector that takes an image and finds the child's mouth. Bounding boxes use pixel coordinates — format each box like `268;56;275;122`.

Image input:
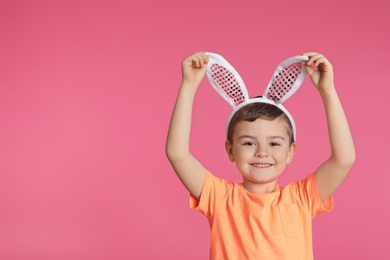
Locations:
251;163;272;168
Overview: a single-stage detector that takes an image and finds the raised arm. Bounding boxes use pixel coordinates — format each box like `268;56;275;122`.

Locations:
166;52;209;199
302;52;356;202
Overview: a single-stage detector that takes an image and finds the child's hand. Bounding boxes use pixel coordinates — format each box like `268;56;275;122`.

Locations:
302;52;334;91
181;52;209;86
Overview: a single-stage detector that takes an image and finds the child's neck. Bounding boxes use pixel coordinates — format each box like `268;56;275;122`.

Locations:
242;180;278;194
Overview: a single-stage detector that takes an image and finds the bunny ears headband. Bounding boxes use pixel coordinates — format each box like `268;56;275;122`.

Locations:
205;52;309;141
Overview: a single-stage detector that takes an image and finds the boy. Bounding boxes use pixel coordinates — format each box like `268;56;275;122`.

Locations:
166;52;355;259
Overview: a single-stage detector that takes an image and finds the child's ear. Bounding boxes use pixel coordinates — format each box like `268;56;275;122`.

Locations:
287;143;296;164
225;140;235;162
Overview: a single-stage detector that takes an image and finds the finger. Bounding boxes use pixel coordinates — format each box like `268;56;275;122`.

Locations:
306;54;324;66
193;53;205;68
302;51;321;58
191;56;200;68
193;52;208;68
203;53;210;63
189;53;201;68
302;52;322;63
314;57;327;67
301;62;315;75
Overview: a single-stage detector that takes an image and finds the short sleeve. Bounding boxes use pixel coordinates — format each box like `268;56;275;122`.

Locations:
190;170;232;217
293;173;333;218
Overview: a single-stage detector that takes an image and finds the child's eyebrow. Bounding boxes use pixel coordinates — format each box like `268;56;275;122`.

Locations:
238;135;286;141
238;135;256;139
268;135;286;141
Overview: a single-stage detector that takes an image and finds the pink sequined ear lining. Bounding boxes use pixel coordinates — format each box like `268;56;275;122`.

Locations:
267;62;301;102
211;64;245;106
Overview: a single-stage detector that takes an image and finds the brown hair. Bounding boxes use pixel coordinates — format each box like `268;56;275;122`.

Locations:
227;102;294;145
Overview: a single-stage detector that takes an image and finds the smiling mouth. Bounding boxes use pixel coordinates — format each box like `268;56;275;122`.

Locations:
251;163;272;168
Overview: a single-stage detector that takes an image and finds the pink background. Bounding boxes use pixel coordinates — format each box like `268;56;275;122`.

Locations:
0;0;388;259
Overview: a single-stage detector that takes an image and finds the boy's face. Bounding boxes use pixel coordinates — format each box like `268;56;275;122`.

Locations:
225;117;296;193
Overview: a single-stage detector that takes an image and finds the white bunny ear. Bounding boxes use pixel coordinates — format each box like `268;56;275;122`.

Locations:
205;52;249;108
263;56;309;103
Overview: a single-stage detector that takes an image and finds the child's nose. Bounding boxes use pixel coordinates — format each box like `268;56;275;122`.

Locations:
255;145;268;157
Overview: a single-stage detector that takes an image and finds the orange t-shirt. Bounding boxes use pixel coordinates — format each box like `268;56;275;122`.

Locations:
190;170;333;260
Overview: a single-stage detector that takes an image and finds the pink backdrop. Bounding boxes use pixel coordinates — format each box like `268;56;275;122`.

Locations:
0;0;388;259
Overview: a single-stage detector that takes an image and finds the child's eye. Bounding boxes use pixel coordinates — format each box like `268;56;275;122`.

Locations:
270;142;280;147
243;141;255;146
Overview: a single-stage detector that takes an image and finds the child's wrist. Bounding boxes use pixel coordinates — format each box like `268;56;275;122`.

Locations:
181;80;201;89
180;81;200;96
318;85;338;99
318;84;336;93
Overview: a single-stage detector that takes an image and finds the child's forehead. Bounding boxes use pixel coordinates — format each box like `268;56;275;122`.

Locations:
234;117;290;136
